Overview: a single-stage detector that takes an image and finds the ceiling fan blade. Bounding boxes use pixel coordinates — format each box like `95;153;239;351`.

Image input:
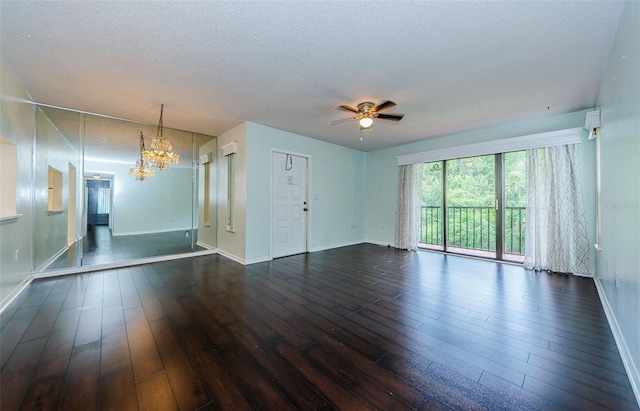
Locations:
376;113;404;121
374;100;396;112
331;117;357;125
339;105;359;113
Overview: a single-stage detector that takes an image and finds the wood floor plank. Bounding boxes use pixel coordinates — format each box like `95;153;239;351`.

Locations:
135;372;178;411
34;307;82;380
275;341;373;410
219;345;297;410
20;277;72;342
149;318;211;411
100;304;130;377
154;286;195;330
117;268;142;310
101;271;122;308
180;295;236;350
99;367;138;411
135;280;166;322
73;274;104;348
18;278;57;309
0;306;39;370
226;321;334;410
59;341;101;411
124;306;164;382
0;337;48;410
477;371;559;411
19;375;65;411
304;344;415;411
252;278;387;361
61;275;90;310
180;328;254;410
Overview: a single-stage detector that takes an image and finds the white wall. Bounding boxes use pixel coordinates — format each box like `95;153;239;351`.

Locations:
245;122;366;262
594;0;640;399
197;138;218;248
216;123;248;262
364;109;597;269
85;159;194;235
0;60;35;303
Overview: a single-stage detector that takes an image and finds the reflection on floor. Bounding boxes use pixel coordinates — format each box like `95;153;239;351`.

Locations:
48;225;203;270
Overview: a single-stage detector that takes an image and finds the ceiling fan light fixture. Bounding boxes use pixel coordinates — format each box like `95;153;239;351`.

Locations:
359;116;373;128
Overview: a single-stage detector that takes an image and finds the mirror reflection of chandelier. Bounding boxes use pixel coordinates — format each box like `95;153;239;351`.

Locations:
129;131;155;181
142;104;179;170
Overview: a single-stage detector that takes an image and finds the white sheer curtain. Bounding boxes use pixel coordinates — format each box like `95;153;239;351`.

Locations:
524;143;590;275
395;163;423;251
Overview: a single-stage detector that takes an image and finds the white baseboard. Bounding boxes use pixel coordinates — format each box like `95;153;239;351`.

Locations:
33;249;218;279
594;278;640;407
196;241;216;250
112;227;192;237
245;256;272;265
0;274;34;314
310;240;365;253
37;245;70;271
365;240;397;248
216;249;246;265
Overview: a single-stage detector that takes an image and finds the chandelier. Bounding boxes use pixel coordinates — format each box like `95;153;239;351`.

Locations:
129;131;155;181
142;104;179;170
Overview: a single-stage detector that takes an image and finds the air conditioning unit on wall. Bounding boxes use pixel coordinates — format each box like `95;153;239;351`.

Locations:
585;110;601;140
199;152;212;164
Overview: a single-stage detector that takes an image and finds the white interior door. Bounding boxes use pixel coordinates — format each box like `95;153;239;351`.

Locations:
272;152;308;258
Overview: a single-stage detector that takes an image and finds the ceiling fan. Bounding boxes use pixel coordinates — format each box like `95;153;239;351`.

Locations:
332;100;404;129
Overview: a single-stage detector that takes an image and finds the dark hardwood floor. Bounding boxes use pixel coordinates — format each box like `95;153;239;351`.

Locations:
1;244;637;410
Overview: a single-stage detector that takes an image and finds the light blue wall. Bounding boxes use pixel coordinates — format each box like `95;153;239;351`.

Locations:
33;108;80;269
0;60;35;303
365;109;597;266
594;0;640;397
245;122;366;262
84;159;194;235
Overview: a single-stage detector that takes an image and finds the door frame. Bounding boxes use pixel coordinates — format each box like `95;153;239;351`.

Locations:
270;149;312;259
67;163;77;246
422;152;526;262
83;172;114;235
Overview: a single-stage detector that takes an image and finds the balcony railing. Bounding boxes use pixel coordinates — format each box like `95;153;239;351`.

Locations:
419;205;526;255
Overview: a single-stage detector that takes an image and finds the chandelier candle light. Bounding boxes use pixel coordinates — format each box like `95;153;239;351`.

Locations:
129;131;155;181
142;104;179;170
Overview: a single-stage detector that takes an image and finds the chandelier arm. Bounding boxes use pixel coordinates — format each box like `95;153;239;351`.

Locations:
157;104;164;138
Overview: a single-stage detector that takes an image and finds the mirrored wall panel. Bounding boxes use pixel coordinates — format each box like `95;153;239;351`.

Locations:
34;105;217;272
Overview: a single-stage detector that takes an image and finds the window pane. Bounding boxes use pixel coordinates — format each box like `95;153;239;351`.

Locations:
446;155;495;255
97;187;110;214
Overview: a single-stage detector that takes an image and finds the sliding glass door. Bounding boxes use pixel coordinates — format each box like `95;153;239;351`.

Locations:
446;155;496;258
420;151;526;262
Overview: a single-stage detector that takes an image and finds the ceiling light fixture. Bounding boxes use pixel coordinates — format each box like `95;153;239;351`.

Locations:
359;116;374;129
142;104;179;170
130;131;155;181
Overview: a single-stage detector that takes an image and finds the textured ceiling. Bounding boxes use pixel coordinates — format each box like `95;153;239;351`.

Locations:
0;1;625;151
